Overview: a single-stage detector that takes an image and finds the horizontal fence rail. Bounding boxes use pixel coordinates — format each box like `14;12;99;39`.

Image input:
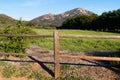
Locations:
0;51;48;56
0;53;34;56
60;55;120;61
0;34;120;39
60;35;120;39
0;34;53;38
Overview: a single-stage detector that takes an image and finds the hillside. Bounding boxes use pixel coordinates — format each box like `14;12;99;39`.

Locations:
0;14;17;27
29;8;93;27
0;8;93;28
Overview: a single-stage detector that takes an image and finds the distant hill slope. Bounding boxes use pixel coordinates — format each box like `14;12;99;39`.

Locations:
0;8;94;28
0;14;16;27
29;8;94;26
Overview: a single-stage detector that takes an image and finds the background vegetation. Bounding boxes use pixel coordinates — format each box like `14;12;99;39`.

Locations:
60;9;120;32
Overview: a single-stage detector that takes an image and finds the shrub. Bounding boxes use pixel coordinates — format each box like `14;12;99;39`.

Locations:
0;20;36;53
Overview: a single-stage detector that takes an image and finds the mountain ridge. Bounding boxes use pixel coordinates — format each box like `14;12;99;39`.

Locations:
0;8;94;28
30;8;94;26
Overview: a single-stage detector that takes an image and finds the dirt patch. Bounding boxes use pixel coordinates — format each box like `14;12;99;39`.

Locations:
27;46;120;80
63;66;120;80
0;45;120;80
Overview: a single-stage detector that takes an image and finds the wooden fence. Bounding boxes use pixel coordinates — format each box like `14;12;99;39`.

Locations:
54;30;120;78
0;31;120;78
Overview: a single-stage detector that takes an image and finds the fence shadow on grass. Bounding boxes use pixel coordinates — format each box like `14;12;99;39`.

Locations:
28;56;54;77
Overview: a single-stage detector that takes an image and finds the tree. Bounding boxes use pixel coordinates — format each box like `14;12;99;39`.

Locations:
60;14;98;30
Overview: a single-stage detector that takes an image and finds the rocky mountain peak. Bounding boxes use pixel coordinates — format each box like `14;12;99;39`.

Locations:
30;8;94;26
63;8;93;16
42;13;55;17
34;13;55;22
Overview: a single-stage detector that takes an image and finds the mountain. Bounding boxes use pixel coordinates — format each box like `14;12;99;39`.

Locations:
29;8;94;27
0;14;16;27
0;8;94;28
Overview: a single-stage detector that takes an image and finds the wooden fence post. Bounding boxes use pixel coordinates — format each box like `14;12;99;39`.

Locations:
54;30;60;78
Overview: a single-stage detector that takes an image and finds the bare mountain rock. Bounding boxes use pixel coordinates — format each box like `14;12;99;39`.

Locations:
30;8;93;26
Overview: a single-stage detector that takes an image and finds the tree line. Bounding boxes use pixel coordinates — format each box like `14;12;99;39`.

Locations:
59;9;120;33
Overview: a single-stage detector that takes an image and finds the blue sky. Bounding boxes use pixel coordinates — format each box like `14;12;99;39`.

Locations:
0;0;120;21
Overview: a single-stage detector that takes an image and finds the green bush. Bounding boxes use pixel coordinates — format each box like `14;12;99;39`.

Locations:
0;20;36;53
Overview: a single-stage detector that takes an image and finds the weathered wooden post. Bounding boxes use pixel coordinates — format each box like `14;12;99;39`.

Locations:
54;30;60;78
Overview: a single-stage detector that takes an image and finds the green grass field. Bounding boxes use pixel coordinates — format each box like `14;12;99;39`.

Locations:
32;29;120;52
33;29;120;35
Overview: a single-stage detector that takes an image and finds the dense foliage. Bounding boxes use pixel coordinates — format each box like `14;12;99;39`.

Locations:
0;20;36;53
27;22;57;29
61;14;97;29
60;9;120;32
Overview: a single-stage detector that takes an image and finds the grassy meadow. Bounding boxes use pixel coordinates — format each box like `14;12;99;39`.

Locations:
32;29;120;52
33;29;120;35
